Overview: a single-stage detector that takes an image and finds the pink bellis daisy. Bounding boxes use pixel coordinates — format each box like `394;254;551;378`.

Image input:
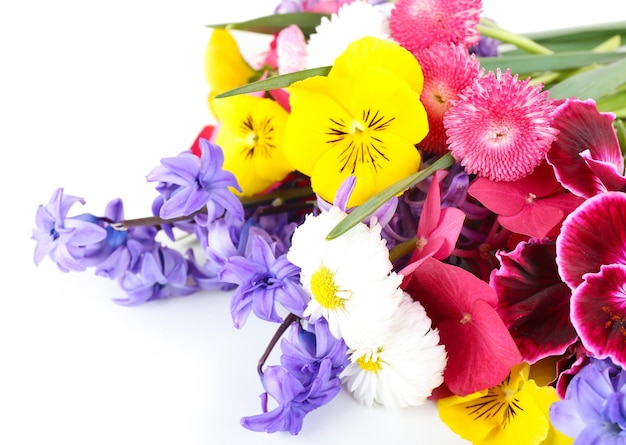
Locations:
389;0;481;53
444;69;558;182
415;43;481;154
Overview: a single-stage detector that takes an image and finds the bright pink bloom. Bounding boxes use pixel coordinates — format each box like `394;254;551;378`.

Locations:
401;257;522;396
415;44;480;154
492;239;577;364
468;161;584;239
389;0;481;53
547;98;626;199
190;125;216;157
401;170;465;274
571;264;626;367
556;191;626;290
276;25;307;75
444;69;558;182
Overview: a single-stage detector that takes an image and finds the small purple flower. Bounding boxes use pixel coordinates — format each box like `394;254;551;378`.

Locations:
32;188;108;272
116;246;197;306
220;229;310;328
550;358;626;442
146;140;243;224
241;320;348;435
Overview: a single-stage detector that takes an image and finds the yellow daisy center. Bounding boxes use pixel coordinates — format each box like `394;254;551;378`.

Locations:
356;349;384;373
310;266;344;309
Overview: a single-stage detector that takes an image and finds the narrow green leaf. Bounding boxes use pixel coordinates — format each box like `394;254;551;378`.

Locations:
597;89;626;116
548;57;626;100
207;12;327;37
615;119;626;156
214;66;331;98
479;51;626;76
326;153;455;240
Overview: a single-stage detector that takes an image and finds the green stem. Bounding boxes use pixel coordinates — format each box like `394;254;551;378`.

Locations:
389;237;417;262
477;23;553;55
326;153;456;240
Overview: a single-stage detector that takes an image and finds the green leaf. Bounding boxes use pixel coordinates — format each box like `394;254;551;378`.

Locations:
478;51;626;77
207;12;328;37
326;153;455;240
615;119;626;156
214;66;331;98
548;57;626;100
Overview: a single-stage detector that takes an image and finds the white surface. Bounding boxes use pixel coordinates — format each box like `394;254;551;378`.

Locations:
1;1;623;444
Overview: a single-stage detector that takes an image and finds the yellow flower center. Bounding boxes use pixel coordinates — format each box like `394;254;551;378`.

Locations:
356;349;383;373
310;266;344;309
465;373;524;428
241;114;276;159
327;109;394;174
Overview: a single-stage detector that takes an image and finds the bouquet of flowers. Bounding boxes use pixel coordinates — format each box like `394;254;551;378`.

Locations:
32;0;626;443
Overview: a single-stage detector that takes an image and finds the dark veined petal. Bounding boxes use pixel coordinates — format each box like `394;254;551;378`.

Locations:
571;264;626;367
493;240;577;363
556;191;626;289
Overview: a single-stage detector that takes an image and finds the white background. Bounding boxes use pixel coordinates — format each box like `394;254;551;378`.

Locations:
1;1;624;444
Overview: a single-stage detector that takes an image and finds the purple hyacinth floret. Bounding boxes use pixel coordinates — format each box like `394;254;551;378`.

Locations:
550;358;626;443
220;228;310;328
116;245;197;306
146;139;243;225
241;320;348;435
32;187;108;272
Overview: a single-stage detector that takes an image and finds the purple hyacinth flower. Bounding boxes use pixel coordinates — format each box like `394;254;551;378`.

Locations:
241;320;348;435
220;230;310;328
116;246;197;306
32;188;108;272
146;139;243;224
550;358;626;442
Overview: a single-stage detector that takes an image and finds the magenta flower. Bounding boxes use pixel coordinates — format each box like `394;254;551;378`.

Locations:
547;98;626;199
571;264;626;367
401;257;522;396
556;191;626;289
401;170;465;274
444;69;558;182
492;239;577;364
468;161;584;238
414;44;480;154
389;0;481;53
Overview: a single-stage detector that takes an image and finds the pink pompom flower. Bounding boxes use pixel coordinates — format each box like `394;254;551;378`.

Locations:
444;69;558;182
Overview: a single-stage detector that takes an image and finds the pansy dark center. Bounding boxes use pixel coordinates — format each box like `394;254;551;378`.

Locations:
465;373;524;428
326;109;394;174
241;113;275;159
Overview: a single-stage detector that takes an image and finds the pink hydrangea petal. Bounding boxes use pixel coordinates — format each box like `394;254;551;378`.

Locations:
276;24;307;75
401;257;521;396
493;240;577;363
547;98;623;198
556;191;626;289
571;264;626;367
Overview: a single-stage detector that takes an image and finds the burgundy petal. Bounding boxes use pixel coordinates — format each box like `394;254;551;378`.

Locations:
557;191;626;289
571;264;626;367
493;239;577;363
547;98;623;198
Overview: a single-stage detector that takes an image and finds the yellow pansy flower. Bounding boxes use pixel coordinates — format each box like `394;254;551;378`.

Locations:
438;363;573;445
283;37;428;207
212;94;293;197
205;29;255;117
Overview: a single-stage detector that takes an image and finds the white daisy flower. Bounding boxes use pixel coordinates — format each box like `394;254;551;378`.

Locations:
305;1;392;69
341;292;447;408
287;206;402;347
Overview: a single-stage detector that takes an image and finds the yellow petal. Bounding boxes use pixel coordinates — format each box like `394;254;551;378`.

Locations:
330;36;425;95
205;29;254;94
284;75;354;176
213;94;292;196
